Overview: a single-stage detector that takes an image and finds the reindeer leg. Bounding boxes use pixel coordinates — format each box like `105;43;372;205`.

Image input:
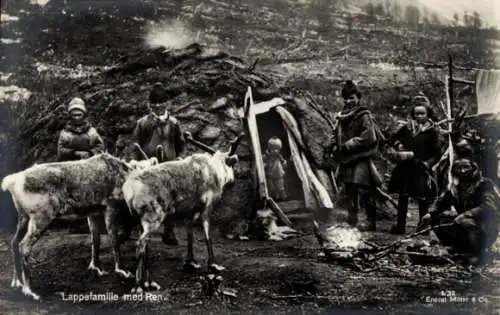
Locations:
183;219;200;271
132;218;163;293
19;215;53;300
11;212;28;289
104;206;133;279
201;211;225;273
87;215;108;276
142;236;161;291
162;219;179;246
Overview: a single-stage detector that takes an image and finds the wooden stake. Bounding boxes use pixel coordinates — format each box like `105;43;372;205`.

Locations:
267;197;293;228
445;54;454;190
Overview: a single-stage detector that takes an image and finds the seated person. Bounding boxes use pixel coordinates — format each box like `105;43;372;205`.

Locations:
423;158;500;263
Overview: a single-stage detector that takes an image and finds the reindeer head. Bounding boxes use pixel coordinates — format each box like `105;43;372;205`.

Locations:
183;131;243;186
128;157;159;171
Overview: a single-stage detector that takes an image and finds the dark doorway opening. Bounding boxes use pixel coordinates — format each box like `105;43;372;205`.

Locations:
256;110;304;204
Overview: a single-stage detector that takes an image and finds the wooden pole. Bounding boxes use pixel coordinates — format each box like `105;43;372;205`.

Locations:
445;54;454;190
448;54;454;110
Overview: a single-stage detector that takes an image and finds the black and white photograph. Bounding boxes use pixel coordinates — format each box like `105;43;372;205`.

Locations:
0;0;499;314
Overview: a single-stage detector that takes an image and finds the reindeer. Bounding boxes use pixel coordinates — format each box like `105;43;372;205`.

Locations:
121;131;242;293
1;152;158;300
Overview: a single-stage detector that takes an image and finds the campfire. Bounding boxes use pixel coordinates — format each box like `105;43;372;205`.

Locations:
313;221;366;261
321;223;363;251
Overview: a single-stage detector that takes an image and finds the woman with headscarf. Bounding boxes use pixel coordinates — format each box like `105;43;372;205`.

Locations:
387;94;442;234
57;97;105;161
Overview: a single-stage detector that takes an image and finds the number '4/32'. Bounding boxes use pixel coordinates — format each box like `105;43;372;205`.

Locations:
440;290;456;297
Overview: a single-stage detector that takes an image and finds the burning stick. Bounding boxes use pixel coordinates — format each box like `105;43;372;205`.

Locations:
365;222;456;263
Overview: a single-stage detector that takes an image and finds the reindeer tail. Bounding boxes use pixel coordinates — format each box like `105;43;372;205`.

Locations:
1;173;19;192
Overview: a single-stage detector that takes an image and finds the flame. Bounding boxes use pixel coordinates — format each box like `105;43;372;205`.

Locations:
323;223;362;249
144;20;196;50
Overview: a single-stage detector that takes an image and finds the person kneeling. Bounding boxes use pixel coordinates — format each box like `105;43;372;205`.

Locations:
422;158;500;263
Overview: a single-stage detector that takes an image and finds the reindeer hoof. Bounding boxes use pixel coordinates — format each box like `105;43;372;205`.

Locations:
131;285;144;294
88;265;109;277
145;280;162;291
22;286;40;301
11;278;23;289
183;260;201;272
201;274;224;296
115;268;133;279
208;263;226;273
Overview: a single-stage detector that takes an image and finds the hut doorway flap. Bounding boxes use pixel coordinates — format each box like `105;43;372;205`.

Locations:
301;151;334;208
277;105;332;209
243;87;268;200
284;126;315;209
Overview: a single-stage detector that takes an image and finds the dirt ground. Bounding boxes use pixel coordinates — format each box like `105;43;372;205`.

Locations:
0;207;498;315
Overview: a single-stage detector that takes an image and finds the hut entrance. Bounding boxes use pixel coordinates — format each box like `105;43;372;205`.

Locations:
256;110;304;205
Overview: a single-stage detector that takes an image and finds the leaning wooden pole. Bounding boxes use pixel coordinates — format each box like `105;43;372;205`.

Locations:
448;54;454;114
445;54;454;189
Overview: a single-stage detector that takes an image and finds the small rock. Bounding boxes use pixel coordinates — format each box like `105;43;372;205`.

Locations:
223;107;240;119
182;121;205;135
209;97;228;111
199;125;221;141
223;119;242;133
119;81;134;88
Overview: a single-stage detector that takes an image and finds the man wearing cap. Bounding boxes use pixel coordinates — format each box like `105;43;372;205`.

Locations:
57;97;105;161
333;80;383;231
132;83;186;245
132;83;185;163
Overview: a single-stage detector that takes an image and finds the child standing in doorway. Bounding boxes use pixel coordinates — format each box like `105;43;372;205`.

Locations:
263;137;288;201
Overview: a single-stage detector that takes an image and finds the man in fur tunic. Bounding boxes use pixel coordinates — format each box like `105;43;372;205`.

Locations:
132;83;186;245
334;80;383;231
132;83;185;163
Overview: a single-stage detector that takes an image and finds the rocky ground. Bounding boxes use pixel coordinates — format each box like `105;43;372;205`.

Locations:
1;0;500;314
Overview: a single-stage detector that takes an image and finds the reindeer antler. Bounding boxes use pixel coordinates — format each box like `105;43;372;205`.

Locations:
183;131;216;154
228;133;245;156
183;131;244;155
132;142;149;160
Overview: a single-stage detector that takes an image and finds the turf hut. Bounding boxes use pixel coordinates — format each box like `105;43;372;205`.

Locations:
0;43;338;238
241;87;338;239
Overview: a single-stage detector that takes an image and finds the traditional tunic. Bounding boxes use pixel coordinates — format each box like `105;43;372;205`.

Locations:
388;119;442;199
430;163;500;256
336;107;383;188
132;113;185;162
57;120;105;161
